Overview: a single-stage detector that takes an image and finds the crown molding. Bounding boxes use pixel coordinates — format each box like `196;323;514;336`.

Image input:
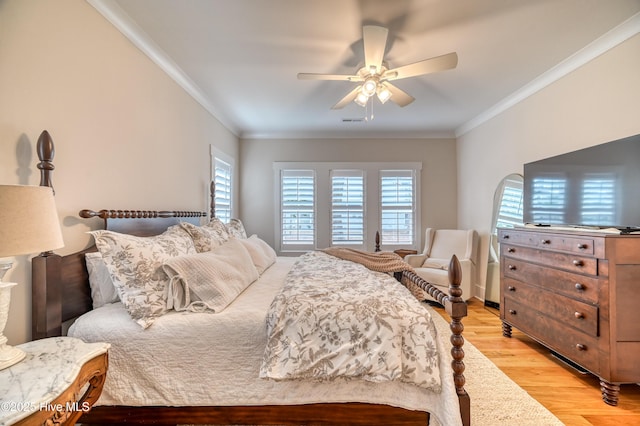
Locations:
88;1;639;140
87;0;240;137
455;11;640;137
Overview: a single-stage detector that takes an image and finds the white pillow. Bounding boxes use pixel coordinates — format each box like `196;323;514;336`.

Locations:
85;251;119;309
237;234;276;275
90;225;196;328
163;238;259;313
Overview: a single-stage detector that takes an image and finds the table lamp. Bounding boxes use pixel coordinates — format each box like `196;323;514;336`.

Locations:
0;185;64;370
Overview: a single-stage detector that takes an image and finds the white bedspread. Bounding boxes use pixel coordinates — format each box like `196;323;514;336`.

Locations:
68;257;462;426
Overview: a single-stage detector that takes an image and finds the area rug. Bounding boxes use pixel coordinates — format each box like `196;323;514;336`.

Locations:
428;305;565;426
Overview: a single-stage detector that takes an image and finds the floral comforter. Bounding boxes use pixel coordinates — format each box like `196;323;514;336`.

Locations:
259;250;442;392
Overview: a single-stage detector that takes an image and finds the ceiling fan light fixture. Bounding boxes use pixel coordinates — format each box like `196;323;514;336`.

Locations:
354;91;369;107
376;85;392;104
362;77;377;97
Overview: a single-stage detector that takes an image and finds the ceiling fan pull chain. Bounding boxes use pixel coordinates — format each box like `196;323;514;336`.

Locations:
370;96;375;121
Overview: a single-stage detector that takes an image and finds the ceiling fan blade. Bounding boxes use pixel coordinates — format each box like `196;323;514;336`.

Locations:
363;25;388;73
384;52;458;81
382;82;414;107
298;73;362;81
331;86;361;109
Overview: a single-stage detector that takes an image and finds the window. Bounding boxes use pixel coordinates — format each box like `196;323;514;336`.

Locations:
331;170;364;245
281;170;315;248
213;156;233;223
380;170;415;245
274;162;421;253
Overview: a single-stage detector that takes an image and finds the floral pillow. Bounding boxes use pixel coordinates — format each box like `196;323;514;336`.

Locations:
226;218;247;239
89;225;196;328
180;218;230;252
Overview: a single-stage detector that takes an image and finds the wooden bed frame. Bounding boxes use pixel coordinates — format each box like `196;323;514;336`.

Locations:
31;131;470;425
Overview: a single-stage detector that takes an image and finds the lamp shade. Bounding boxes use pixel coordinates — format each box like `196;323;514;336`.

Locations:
0;185;64;257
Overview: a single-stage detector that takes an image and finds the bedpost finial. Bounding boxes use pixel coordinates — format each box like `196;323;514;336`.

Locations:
448;254;463;301
37;130;55;192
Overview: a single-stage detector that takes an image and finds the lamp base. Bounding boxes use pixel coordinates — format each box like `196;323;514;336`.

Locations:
0;281;26;370
0;341;26;370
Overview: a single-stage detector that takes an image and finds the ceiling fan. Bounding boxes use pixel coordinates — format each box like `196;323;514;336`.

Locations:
298;25;458;109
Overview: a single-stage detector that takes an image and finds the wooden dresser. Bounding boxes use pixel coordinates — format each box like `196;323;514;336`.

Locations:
498;227;640;405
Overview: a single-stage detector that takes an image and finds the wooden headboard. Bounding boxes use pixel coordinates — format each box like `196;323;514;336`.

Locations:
31;131;207;340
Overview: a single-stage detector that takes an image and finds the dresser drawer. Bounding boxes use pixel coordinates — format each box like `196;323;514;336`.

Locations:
503;278;598;336
502;244;598;276
503;298;600;374
500;230;595;255
502;258;600;304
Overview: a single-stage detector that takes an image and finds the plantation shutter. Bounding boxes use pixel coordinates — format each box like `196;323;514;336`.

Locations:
380;170;415;245
214;157;232;223
281;169;315;248
331;170;364;246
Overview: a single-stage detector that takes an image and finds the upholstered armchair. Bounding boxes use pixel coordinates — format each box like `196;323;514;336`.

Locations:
404;228;479;302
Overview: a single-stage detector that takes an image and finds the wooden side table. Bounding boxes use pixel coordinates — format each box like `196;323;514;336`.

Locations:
0;336;109;425
394;249;418;259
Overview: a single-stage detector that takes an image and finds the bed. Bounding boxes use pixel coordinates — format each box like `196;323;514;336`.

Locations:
30;132;470;425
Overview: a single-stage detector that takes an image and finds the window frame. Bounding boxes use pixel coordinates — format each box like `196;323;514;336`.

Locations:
274;162;421;254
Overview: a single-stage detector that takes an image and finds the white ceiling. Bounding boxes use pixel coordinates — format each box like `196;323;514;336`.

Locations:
91;0;640;139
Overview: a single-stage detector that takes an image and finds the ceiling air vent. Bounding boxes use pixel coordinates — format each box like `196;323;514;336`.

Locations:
342;118;365;123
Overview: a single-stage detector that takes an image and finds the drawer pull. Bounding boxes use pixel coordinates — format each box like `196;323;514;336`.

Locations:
509;309;517;315
507;247;515;253
576;343;587;351
577;243;588;249
574;312;585;319
575;283;585;291
508;264;517;271
540;239;550;245
508;286;516;292
503;234;510;239
572;259;584;267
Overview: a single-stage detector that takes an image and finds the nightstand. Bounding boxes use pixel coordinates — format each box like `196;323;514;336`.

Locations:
0;336;109;425
394;249;418;259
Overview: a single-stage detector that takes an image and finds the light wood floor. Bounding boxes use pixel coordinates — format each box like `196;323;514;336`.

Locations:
432;299;640;426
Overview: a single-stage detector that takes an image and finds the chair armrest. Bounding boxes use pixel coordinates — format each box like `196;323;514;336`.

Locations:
404;254;427;268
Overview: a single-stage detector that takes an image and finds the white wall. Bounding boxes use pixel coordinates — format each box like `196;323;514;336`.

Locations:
240;138;458;250
457;33;640;299
0;0;239;344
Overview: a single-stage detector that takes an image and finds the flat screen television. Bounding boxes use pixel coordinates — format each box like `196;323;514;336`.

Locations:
523;133;640;233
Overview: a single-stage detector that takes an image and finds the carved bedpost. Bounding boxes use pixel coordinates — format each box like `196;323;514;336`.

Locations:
210;180;216;219
446;255;470;426
37;130;55;193
33;130;64;340
400;255;470;426
375;231;380;252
